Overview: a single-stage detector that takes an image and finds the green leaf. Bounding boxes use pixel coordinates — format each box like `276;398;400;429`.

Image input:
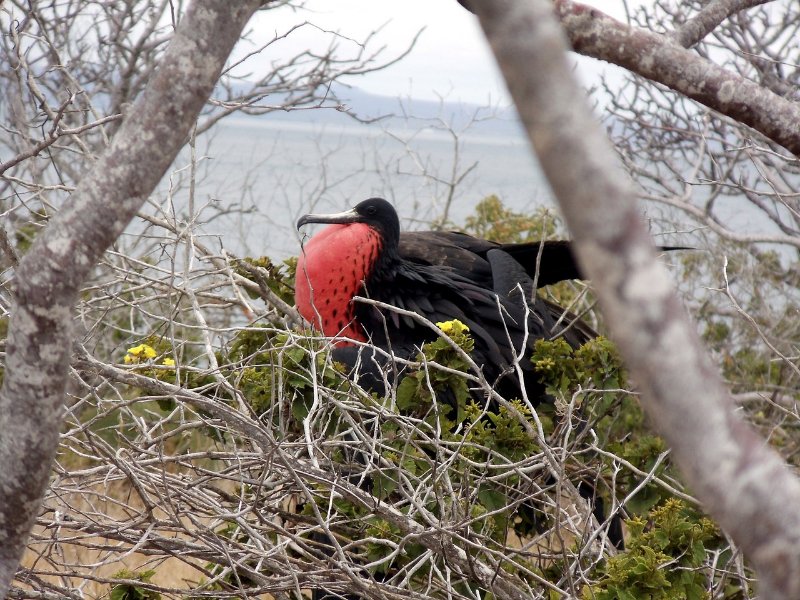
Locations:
291;397;309;421
477;486;507;512
109;570;161;600
396;375;422;412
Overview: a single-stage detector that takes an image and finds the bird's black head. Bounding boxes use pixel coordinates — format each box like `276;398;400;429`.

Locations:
350;198;400;247
297;197;401;251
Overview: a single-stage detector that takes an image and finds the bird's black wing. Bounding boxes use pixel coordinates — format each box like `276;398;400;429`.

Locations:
399;231;586;288
500;240;583;287
357;259;566;402
500;240;690;288
399;231;497;288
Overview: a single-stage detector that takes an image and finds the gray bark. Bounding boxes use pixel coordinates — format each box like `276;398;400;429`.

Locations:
671;0;772;48
471;0;800;596
555;0;800;157
0;1;260;595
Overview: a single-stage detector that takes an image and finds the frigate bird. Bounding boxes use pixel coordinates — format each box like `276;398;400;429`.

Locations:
295;197;594;402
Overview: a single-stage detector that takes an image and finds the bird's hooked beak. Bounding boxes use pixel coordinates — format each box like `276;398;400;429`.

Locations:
297;208;361;230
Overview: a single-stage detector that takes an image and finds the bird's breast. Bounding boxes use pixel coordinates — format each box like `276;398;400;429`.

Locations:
295;223;382;343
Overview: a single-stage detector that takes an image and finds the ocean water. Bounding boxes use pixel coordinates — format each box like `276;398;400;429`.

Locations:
166;116;552;259
141;111;792;271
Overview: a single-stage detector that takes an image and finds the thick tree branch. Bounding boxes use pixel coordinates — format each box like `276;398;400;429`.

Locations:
457;0;800;155
554;0;800;157
471;0;800;596
0;1;260;595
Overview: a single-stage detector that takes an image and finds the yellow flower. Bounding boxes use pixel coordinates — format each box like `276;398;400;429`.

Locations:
535;357;556;371
162;358;175;366
125;343;157;363
436;319;470;336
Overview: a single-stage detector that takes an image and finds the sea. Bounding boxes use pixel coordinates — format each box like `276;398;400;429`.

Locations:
158;108;552;260
145;92;790;266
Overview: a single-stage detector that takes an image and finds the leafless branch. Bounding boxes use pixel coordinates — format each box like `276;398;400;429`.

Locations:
0;1;261;595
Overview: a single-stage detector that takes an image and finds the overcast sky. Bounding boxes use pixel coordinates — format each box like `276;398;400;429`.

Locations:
246;0;625;105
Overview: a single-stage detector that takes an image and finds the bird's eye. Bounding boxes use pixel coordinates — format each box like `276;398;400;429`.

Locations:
365;206;377;215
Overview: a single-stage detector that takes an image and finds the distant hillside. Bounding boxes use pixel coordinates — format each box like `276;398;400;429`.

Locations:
225;81;527;139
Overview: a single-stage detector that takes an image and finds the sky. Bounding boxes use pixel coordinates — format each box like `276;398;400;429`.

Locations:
245;0;628;105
